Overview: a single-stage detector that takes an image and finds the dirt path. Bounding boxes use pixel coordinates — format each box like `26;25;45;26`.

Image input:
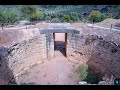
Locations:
15;56;80;85
15;33;80;85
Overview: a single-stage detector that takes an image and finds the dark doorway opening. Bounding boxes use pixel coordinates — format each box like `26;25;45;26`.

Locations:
53;33;67;57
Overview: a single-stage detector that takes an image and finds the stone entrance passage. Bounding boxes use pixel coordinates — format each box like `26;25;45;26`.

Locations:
53;33;67;57
40;23;80;60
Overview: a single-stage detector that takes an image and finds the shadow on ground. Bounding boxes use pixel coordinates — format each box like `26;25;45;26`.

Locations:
83;67;102;84
54;41;66;56
9;78;36;85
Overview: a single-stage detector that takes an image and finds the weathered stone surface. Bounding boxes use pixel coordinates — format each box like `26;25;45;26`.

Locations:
68;33;120;78
0;36;45;84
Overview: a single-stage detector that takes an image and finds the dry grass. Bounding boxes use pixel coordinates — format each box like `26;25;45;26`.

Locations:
96;18;120;28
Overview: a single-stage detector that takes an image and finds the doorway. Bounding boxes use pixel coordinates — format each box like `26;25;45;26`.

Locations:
53;33;67;57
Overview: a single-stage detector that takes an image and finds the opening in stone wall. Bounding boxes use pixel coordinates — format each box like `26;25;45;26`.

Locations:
53;33;67;57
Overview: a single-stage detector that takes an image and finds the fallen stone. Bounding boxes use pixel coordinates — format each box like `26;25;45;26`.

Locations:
98;81;107;85
79;81;87;85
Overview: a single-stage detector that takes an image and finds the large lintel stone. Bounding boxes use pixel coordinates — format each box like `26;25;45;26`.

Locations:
40;28;80;34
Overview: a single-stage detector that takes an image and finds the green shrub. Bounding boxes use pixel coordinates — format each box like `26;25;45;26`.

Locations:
76;64;88;80
84;68;102;84
76;64;102;84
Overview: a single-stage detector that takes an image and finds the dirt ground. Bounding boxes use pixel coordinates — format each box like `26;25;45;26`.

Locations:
96;18;120;28
15;56;80;85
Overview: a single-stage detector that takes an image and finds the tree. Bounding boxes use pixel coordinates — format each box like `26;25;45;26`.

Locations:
20;5;44;21
20;5;37;18
69;12;79;22
62;15;72;22
0;9;19;24
88;10;106;23
30;10;44;21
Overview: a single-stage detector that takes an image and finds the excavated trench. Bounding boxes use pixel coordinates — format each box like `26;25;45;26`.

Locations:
0;24;120;85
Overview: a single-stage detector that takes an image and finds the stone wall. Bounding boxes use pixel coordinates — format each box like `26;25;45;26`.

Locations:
8;36;44;76
67;25;120;78
0;28;40;47
0;23;120;84
0;28;49;84
0;47;13;85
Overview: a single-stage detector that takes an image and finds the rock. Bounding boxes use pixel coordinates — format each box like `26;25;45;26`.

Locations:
79;81;87;85
98;81;106;85
8;78;17;85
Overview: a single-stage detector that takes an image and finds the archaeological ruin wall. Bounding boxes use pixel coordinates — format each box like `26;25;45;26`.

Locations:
67;25;120;78
0;28;45;84
0;23;120;84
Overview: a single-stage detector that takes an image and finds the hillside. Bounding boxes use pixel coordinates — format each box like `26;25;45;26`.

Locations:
0;5;120;24
0;5;120;18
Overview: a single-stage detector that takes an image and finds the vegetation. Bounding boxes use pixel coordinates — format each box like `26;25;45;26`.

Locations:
69;12;79;22
88;10;106;23
76;64;102;84
20;5;44;22
63;15;72;23
44;16;51;21
76;64;88;80
0;9;20;24
0;5;120;24
30;9;44;21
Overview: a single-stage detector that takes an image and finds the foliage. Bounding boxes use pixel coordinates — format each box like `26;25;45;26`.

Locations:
76;64;88;80
88;10;106;23
20;5;37;18
69;12;79;22
76;64;102;84
0;9;19;24
62;15;72;23
0;5;120;24
44;16;51;20
30;10;44;21
20;5;44;21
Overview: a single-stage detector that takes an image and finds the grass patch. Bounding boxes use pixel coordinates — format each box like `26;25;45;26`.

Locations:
76;64;102;84
76;64;88;80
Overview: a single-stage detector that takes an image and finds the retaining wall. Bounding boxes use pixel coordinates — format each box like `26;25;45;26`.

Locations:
0;28;45;84
67;25;120;78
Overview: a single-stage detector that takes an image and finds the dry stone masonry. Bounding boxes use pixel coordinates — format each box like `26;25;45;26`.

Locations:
40;23;80;59
68;24;120;79
0;23;120;84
